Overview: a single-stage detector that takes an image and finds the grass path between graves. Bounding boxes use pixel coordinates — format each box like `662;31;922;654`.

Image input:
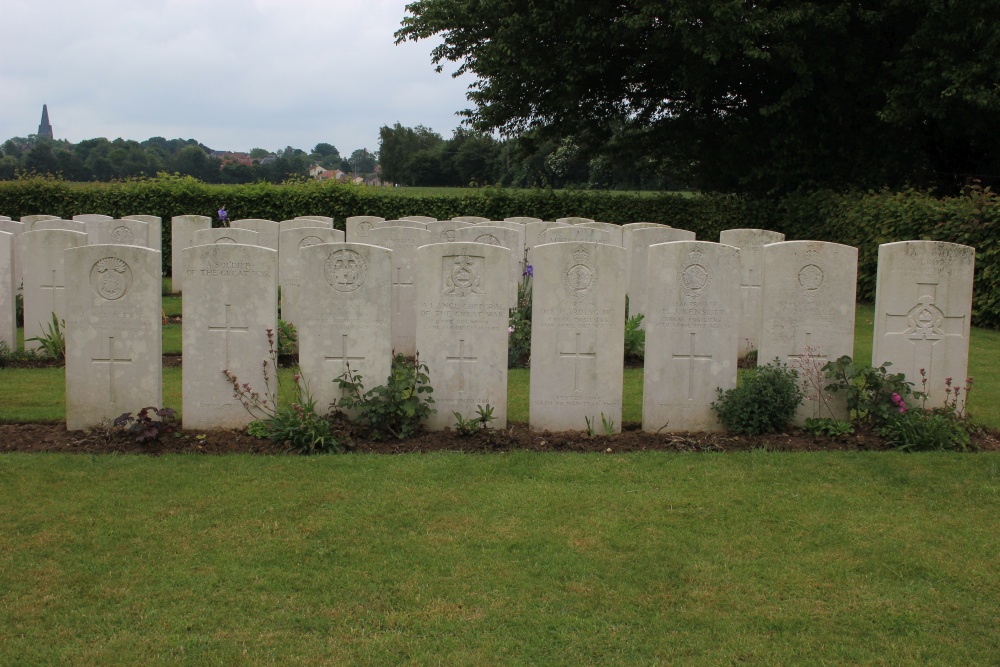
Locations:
1;452;998;664
3;304;1000;427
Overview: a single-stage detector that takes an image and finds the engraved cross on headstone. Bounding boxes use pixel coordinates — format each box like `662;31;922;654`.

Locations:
559;332;597;392
786;331;828;364
40;269;64;314
884;281;966;378
392;267;414;315
208;304;249;369
445;339;478;393
92;336;132;405
672;332;713;400
325;334;366;377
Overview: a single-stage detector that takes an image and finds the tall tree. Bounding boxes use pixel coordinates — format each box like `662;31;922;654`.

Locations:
397;0;1000;194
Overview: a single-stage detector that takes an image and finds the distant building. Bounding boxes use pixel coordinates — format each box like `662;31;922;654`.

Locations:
37;104;53;140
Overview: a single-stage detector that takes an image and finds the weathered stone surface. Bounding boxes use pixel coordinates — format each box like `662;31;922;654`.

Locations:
0;232;14;349
452;216;490;223
524;222;570;264
192;227;261;246
231;218;279;250
170;215;211;292
182;244;278;429
380;219;429;230
297;242;393;417
453;225;524;306
537;226;611;245
759;241;858;424
401;215;437;223
281;218;333;231
64;245;162;430
621;223;671;254
556;217;595;225
20;229;88;349
873;241;975;410
529;242;626;432
20;215;59;227
642;241;740;432
625;227;697;322
345;216;385;242
123;215;162;253
505;217;543;224
416;242;511;430
31;219;86;232
426;220;473;243
365;226;433;356
295;215;334;225
73;214;113;223
0;220;25;293
277;227;345;326
89;219;150;248
719;229;785;356
579;221;624;246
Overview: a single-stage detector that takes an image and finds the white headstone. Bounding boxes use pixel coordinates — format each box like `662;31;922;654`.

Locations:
281;218;333;231
537;225;611;246
295;215;334;225
626;227;697;321
89;219;150;248
297;243;393;416
579;221;624;246
556;217;595;225
74;214;113;223
20;229;88;349
401;215;436;223
642;241;740;432
452;216;490;223
380;219;429;230
182;244;278;429
346;216;385;242
453;225;524;306
505;217;543;224
231;218;279;250
524;221;570;262
759;241;858;424
20;215;59;227
0;220;25;292
719;229;786;356
365;226;432;356
64;245;162;430
416;242;510;430
426;220;473;243
170;215;211;292
0;232;14;349
873;241;975;410
32;219;86;233
277;227;346;326
192;227;260;246
530;243;626;432
123;215;162;253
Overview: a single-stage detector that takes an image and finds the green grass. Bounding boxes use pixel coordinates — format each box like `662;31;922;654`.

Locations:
0;453;998;664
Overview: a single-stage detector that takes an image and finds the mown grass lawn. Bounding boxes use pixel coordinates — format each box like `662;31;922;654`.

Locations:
1;452;998;665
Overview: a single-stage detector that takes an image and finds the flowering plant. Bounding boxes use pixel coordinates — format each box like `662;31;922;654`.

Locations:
217;207;229;227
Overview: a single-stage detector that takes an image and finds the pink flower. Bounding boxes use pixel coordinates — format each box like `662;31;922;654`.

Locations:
508;326;515;334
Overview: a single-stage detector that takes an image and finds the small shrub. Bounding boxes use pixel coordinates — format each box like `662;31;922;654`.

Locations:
712;359;803;435
26;313;66;361
335;353;436;440
277;318;297;357
879;373;976;451
822;356;919;429
113;407;178;444
453;404;497;436
0;339;40;367
802;418;855;438
623;295;645;363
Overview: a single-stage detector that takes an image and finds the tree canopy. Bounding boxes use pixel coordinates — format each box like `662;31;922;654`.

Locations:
397;0;1000;194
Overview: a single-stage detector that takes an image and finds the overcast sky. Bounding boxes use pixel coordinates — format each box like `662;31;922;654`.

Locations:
0;0;474;156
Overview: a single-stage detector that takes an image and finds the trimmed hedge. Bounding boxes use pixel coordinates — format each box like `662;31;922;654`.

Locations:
1;175;997;329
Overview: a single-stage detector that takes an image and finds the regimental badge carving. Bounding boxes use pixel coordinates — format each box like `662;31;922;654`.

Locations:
357;221;373;238
215;237;237;244
562;245;598;298
111;225;134;244
475;233;502;246
442;255;485;297
324;249;367;291
680;247;711;297
906;296;946;338
441;230;456;242
90;257;132;300
798;264;824;291
298;235;325;249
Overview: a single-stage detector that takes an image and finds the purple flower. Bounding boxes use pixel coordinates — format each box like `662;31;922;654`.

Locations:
523;264;533;277
508;326;515;334
218;207;228;222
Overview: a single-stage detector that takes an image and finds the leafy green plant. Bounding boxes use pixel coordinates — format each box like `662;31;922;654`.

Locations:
821;356;919;428
879;372;976;451
712;359;804;435
508;261;533;368
623;295;645;362
453;404;497;436
0;339;41;367
802;418;854;438
277;318;297;357
113;407;179;444
335;353;436;440
584;412;615;436
26;313;66;361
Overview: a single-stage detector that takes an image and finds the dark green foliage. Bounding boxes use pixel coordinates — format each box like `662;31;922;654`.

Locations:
802;418;854;438
508;264;533;368
821;356;919;429
258;377;343;454
712;360;804;435
26;313;66;361
112;407;178;444
0;339;40;367
335;354;436;440
879;409;973;452
277;319;297;357
453;404;497;436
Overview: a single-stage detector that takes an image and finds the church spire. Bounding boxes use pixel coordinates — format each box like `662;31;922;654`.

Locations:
37;104;53;140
